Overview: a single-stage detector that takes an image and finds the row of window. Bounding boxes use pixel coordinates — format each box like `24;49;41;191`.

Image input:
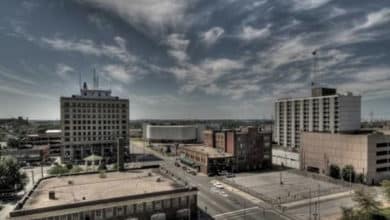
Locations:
376;151;390;156
63;102;127;108
64;108;126;113
376;167;390;172
65;130;126;136
376;159;390;164
65;126;127;131
33;195;195;220
64;134;126;142
64;114;127;119
377;143;390;148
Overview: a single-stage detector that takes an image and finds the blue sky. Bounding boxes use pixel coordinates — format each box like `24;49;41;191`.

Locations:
0;0;390;120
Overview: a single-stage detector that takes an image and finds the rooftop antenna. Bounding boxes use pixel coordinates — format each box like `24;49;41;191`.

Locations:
311;50;318;88
79;72;82;90
93;68;97;89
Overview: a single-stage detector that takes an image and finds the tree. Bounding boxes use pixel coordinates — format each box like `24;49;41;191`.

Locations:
48;164;69;175
0;156;27;191
342;165;355;182
329;164;341;179
7;138;20;148
70;165;83;174
381;180;390;201
339;188;385;220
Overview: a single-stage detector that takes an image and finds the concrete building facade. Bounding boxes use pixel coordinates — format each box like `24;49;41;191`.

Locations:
179;145;233;175
24;130;62;156
301;131;390;184
274;88;361;149
144;124;204;144
60;83;129;163
10;169;198;220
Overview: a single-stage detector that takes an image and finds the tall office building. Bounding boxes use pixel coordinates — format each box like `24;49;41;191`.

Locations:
60;82;129;163
274;87;361;149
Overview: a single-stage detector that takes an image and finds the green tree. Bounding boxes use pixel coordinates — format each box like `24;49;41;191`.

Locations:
0;156;27;191
339;188;385;220
381;180;390;201
329;164;341;179
70;165;83;174
342;165;355;182
48;164;69;175
7;138;20;148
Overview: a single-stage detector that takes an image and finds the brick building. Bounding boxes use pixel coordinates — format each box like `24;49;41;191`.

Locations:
202;127;272;172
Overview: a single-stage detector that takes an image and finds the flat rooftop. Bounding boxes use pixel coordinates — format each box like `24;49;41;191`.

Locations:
22;169;183;210
182;145;232;158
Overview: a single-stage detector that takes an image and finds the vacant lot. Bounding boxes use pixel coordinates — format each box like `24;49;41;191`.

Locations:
226;171;348;203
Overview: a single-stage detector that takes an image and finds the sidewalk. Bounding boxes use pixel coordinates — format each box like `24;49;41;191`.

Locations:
282;190;353;210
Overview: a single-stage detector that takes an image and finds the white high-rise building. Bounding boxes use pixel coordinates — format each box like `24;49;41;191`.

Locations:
274;87;361;149
60;82;129;163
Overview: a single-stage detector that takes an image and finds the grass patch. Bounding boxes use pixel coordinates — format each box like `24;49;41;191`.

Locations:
381;207;390;218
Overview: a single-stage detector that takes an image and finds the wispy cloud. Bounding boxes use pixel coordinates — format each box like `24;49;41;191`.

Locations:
290;0;332;11
0;65;36;85
56;64;74;79
80;0;197;36
201;27;224;46
41;36;136;64
164;33;190;63
238;24;271;41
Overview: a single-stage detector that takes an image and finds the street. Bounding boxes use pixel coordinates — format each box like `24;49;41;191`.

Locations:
131;141;290;220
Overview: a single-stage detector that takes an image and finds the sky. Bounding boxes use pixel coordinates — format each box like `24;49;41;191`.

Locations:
0;0;390;120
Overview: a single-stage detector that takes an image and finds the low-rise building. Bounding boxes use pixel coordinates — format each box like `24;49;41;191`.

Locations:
226;127;272;171
301;131;390;184
202;127;272;172
1;145;49;164
272;148;300;169
10;169;198;220
144;124;204;144
179;145;233;175
23;130;62;156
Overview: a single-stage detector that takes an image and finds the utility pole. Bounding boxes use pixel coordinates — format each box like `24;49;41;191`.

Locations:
309;189;312;220
40;163;44;179
31;170;35;185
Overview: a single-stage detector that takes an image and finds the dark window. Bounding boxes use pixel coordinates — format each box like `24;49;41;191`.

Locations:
377;143;389;148
376;151;388;156
376;159;388;164
376;167;388;172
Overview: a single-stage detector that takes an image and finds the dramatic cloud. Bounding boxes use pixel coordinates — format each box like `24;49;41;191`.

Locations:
102;64;132;83
55;64;74;79
201;27;224;46
80;0;197;36
164;33;190;63
239;24;271;41
291;0;332;11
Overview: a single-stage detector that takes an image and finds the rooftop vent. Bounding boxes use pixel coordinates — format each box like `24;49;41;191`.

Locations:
49;191;55;200
156;177;161;182
68;180;73;185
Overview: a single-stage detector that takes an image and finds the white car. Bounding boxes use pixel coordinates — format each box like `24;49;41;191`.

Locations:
214;183;224;189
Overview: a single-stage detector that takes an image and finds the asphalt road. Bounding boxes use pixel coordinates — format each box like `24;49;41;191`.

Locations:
131;141;289;220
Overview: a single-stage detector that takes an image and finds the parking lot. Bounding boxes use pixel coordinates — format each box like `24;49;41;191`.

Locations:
224;171;349;204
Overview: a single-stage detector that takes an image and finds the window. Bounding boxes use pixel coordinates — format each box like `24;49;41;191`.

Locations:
136;203;144;213
376;167;388;172
127;204;134;214
377;159;388;164
377;143;389;148
376;151;388;156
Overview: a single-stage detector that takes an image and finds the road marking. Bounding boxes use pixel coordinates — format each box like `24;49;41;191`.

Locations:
213;206;259;218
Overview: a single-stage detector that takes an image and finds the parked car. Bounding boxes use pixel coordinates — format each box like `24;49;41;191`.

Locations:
226;173;235;178
214;183;224;189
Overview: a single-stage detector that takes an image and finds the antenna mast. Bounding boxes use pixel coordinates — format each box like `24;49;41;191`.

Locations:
311;50;318;88
79;72;82;90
